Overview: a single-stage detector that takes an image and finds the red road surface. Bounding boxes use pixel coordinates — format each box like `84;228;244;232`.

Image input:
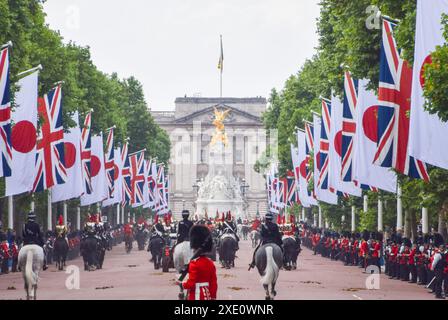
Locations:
0;239;434;300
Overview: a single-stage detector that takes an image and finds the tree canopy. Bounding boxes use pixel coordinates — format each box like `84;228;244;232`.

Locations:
260;0;447;237
0;0;170;229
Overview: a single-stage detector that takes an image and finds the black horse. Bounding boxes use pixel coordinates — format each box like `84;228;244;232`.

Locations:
97;236;109;270
148;236;165;270
53;237;69;271
125;234;133;254
282;236;301;270
136;229;147;251
218;234;238;269
80;236;98;271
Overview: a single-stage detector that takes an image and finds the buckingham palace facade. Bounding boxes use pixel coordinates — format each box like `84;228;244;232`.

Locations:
151;97;269;220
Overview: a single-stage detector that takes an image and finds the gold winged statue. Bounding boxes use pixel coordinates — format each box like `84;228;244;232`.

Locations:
211;107;231;147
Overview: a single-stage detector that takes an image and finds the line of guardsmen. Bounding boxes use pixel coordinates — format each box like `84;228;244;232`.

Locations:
299;222;448;300
0;213;129;275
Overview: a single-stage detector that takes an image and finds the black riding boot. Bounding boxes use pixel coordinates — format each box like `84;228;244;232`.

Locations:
42;247;48;270
248;244;261;270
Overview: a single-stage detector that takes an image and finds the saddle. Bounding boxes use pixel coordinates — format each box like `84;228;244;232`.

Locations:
220;233;237;242
282;235;296;242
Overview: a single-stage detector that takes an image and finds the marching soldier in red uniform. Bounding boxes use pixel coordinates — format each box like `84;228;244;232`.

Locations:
312;231;320;256
178;225;217;300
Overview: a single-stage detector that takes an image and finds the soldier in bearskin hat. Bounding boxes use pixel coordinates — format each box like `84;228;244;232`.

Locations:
177;225;217;300
431;233;446;299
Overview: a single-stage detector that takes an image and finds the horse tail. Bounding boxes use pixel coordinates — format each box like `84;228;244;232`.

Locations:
25;249;38;287
261;246;278;286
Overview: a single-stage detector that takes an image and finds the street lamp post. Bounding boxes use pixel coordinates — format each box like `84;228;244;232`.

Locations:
240;178;250;218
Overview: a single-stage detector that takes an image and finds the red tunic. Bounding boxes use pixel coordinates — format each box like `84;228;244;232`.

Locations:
251;220;261;231
182;256;217;300
331;239;337;250
360;240;368;257
408;248;416;265
400;249;410;265
372;243;381;258
124;224;133;236
390;245;398;262
1;242;10;259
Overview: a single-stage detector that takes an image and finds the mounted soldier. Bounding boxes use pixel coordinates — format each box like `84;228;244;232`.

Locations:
22;212;47;270
177;210;194;244
248;212;283;270
220;212;239;250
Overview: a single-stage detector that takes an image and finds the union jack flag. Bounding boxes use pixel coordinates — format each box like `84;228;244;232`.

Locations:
0;46;12;177
144;159;156;209
374;19;429;181
104;128;115;198
33;85;66;192
304;123;314;184
317;99;332;189
130;151;145;207
277;177;287;209
81;112;92;194
155;165;167;214
341;71;358;182
286;171;299;207
121;142;131;206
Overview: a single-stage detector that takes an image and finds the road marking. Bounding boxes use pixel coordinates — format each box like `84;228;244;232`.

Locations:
352;294;363;300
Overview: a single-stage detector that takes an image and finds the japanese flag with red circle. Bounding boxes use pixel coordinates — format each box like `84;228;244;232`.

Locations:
353;79;397;193
296;130;316;207
51;111;84;203
5;71;38;196
408;0;448;170
81;134;108;206
329;95;361;197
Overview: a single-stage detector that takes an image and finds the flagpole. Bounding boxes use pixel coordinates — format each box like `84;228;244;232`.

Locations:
17;64;43;78
47;190;52;231
105;125;116;132
63;201;68;226
76;206;81;230
128;148;147;157
8;196;13;230
219;34;223;98
1;41;13;50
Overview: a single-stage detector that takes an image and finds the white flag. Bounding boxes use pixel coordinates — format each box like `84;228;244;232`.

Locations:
103;147;122;207
295;134;310;208
408;0;448;170
354;80;397;193
297;131;318;207
81;134;108;206
314;114;338;205
51;112;84;202
5;72;38;196
329;95;362;197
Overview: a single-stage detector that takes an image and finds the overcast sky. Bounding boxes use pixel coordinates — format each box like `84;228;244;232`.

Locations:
43;0;321;111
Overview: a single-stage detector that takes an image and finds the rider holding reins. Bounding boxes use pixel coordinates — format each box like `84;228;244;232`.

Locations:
22;212;47;270
177;210;194;244
248;212;283;270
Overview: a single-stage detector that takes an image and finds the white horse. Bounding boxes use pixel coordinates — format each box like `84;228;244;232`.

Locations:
173;241;193;273
236;224;243;238
18;245;44;300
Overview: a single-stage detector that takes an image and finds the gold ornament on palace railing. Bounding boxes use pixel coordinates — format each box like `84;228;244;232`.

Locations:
211;107;231;147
